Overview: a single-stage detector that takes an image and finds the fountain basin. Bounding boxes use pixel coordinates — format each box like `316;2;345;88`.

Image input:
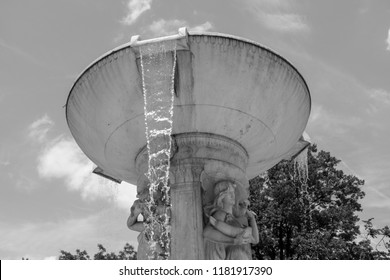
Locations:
66;29;311;185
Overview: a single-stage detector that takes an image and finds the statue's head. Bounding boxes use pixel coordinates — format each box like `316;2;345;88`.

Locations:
136;187;149;201
136;174;150;201
234;199;250;217
213;181;236;208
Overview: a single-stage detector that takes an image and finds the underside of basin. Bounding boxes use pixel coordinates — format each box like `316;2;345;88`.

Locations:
66;29;311;185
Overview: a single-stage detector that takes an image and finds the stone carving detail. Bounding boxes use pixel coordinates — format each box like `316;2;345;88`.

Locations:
173;133;249;172
170;162;204;184
203;180;259;260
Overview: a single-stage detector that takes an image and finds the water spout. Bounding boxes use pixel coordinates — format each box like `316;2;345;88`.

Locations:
139;40;177;259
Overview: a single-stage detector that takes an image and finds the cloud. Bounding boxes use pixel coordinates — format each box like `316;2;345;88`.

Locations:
386;28;390;51
190;21;214;33
261;13;309;32
36;136;136;209
121;0;152;26
0;161;10;166
148;20;214;37
27;115;136;209
28;114;54;143
309;105;361;137
368;88;390;105
43;255;58;260
243;0;310;32
149;19;187;36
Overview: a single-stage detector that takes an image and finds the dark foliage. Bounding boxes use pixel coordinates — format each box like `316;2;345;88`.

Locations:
59;243;137;260
249;144;390;260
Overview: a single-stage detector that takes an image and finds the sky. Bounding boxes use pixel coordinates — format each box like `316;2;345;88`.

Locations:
1;0;390;260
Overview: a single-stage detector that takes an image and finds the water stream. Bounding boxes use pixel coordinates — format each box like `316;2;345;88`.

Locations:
294;147;309;191
139;41;177;259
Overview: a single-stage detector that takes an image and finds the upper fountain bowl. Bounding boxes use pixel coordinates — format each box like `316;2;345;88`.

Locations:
66;28;311;184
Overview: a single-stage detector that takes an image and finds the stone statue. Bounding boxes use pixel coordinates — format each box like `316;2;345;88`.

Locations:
126;182;167;259
126;187;152;259
229;199;259;259
203;180;259;259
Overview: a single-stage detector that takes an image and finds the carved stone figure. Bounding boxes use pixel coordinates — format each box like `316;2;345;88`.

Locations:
126;187;152;259
203;180;259;259
229;199;259;259
126;182;166;259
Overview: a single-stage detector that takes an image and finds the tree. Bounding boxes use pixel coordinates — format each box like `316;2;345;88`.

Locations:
59;243;137;260
358;218;390;260
59;249;90;260
248;144;390;260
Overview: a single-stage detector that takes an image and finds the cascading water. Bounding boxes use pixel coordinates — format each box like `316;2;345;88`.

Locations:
139;40;177;260
294;147;309;191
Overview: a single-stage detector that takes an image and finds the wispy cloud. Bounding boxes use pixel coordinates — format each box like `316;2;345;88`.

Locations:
149;19;187;36
364;88;390;115
386;28;390;51
148;19;214;36
121;0;152;26
190;21;214;33
0;160;10;166
368;88;390;105
0;145;10;166
0;38;45;67
28;114;54;143
309;105;361;136
261;13;309;32
243;0;310;32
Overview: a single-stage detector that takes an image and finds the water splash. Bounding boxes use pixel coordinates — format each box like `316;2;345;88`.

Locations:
139;41;176;260
294;147;309;191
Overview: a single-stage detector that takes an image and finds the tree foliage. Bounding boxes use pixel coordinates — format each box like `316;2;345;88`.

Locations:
249;144;390;260
59;243;137;260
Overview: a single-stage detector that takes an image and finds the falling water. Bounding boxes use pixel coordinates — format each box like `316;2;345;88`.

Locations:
139;40;177;260
294;147;309;191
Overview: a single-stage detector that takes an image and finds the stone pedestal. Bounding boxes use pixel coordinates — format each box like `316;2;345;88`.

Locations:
135;132;249;259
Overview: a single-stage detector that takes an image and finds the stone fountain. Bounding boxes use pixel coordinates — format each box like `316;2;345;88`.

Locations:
65;28;311;259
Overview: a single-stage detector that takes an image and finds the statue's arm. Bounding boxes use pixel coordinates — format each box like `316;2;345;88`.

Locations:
247;211;259;244
203;224;236;243
210;212;246;238
127;200;145;233
127;219;144;232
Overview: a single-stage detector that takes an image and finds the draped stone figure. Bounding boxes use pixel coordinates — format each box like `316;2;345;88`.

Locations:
203;180;259;260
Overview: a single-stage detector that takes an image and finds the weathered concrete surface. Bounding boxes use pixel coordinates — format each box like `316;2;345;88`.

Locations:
66;31;311;185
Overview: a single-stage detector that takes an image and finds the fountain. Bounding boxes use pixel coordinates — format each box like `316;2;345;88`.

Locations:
66;27;311;259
